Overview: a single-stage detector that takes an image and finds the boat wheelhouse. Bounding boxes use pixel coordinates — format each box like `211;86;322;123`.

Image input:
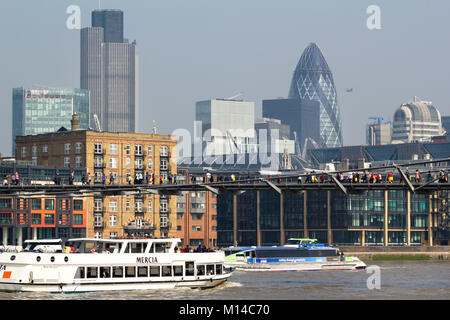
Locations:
0;237;232;293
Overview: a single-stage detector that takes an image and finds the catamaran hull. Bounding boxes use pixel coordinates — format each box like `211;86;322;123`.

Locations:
226;261;366;272
0;274;231;293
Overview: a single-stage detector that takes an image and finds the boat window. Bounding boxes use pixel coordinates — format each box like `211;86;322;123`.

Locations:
150;266;160;277
147;243;155;253
112;266;123;278
173;265;183;277
87;267;98;279
75;267;85;279
185;262;195;276
206;264;215;275
196;265;205;276
155;243;168;253
100;267;111;278
215;264;222;275
162;265;172;277
125;266;136;277
137;266;148;277
130;243;145;253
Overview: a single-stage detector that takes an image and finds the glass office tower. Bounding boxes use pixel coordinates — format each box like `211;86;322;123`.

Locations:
12;87;90;155
92;9;124;43
288;43;343;148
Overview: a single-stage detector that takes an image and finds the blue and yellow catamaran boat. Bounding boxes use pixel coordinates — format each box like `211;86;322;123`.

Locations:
224;239;366;271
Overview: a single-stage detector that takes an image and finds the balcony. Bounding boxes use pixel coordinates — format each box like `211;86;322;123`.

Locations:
94;221;105;228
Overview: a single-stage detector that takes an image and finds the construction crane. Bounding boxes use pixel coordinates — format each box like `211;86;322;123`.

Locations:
93;114;102;132
368;117;384;124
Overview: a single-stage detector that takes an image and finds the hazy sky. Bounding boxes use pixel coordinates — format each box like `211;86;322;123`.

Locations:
1;0;449;156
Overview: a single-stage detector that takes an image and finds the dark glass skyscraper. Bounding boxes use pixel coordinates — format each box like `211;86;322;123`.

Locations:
92;9;124;43
288;43;343;148
81;9;137;133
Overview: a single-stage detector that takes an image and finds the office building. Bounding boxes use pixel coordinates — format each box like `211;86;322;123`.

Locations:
441;116;450;137
262;98;320;153
255;118;295;154
12;87;90;156
288;43;343;148
392;97;444;143
81;9;137;133
366;121;392;146
195;99;257;156
15;116;178;239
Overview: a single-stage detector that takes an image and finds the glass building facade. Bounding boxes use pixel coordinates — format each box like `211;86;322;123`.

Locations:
288;43;343;148
217;189;435;247
12;87;90;155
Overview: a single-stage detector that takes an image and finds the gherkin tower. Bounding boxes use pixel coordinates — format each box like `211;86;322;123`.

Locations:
288;43;343;148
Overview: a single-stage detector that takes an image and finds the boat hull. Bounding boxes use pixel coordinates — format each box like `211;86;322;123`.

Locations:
226;259;366;272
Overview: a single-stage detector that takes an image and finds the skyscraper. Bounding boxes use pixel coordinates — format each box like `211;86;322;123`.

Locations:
12;87;90;155
81;9;137;133
288;43;343;148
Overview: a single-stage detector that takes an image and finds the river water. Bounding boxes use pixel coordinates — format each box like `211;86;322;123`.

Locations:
0;261;448;301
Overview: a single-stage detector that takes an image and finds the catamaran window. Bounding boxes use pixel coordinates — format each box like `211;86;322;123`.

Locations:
87;267;98;279
197;265;205;276
215;264;223;275
113;266;123;278
185;262;195;276
173;265;183;277
75;267;85;279
162;266;172;277
137;266;148;277
150;266;160;277
125;266;136;277
100;267;111;278
155;242;168;253
130;243;145;253
206;265;215;275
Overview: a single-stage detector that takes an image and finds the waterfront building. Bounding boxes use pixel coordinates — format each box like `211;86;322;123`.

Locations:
195;99;257;156
366;120;392;146
217;188;448;247
176;168;218;249
254;118;295;155
288;43;343;148
441;116;450;137
14;116;178;240
392;97;444;143
12;87;89;155
262;98;320;153
81;9;137;133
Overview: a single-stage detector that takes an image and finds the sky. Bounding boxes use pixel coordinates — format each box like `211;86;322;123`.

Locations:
1;0;449;156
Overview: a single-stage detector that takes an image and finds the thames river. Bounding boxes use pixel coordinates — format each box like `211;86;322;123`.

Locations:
0;261;448;300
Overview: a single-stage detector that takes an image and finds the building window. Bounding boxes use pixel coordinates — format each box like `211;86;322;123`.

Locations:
32;214;41;225
110;158;118;169
160;216;168;228
135;144;143;156
126;158;131;169
73;214;83;225
94;156;103;168
64;157;70;168
44;214;54;225
75;142;82;154
94;143;102;154
21;146;27;158
126;200;131;212
64;143;71;154
192;213;202;220
94;214;103;227
177;213;182;220
212;204;217;209
109;143;118;155
94;199;103;211
160;159;168;170
147;145;153;156
147;158;153;169
42;145;48;153
32;145;38;157
94;232;102;239
75;156;82;168
160;200;168;213
109;215;117;227
74;200;83;211
110;232;118;239
160;146;168;157
148;201;152;212
44;199;54;210
135;158;143;169
177;225;182;231
109;200;118;212
31;199;41;210
192;226;202;231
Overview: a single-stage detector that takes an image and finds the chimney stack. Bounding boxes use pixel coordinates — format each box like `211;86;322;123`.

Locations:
71;113;79;131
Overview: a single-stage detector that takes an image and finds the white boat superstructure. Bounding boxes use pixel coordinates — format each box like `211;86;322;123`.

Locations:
0;237;232;293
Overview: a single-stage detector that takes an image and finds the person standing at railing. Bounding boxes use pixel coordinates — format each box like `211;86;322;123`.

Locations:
415;170;421;183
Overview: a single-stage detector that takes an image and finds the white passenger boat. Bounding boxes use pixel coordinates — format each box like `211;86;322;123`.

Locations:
0;237;232;293
224;238;366;272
